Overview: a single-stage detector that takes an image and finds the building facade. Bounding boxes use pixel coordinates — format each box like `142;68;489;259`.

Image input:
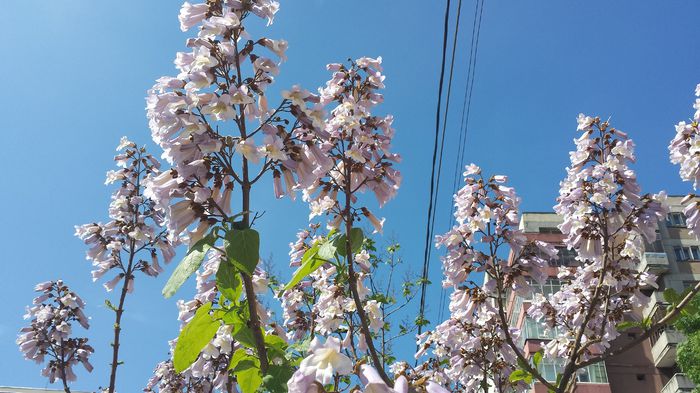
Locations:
505;196;698;393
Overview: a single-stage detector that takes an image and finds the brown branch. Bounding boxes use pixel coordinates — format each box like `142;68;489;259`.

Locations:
343;162;392;386
578;280;700;368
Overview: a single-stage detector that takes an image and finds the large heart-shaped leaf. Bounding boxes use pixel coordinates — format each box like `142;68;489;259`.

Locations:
216;261;242;303
225;229;260;275
335;228;364;257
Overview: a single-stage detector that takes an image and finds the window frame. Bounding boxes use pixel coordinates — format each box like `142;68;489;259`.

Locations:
667;212;687;227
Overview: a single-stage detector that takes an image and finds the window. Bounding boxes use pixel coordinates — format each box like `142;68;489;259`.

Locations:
643;230;663;253
551;247;577;267
673;246;700;261
525;278;563;300
509;296;523;326
538;358;608;384
523;317;559;339
539;227;562;234
667;212;687;227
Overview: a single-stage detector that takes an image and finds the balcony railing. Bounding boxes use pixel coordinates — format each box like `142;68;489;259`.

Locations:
642;291;666;320
651;329;685;368
661;373;695;393
639;252;670;275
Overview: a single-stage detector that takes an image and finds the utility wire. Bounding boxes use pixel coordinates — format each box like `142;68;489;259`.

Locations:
418;0;463;337
438;0;485;322
418;0;453;338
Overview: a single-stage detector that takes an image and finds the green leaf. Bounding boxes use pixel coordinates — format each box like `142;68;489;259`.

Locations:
516;357;529;370
533;351;543;368
216;261;242;303
682;296;700;316
264;333;288;349
509;369;531;383
229;349;263;393
282;244;325;291
263;364;294;393
220;307;257;348
616;321;638;331
173;303;220;372
265;333;288;362
233;359;262;393
318;241;337;260
335;228;364;257
163;236;215;299
225;229;260;275
104;299;117;312
229;348;250;370
234;325;258;349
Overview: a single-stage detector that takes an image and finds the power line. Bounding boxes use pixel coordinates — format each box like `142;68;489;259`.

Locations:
438;0;485;322
418;0;453;338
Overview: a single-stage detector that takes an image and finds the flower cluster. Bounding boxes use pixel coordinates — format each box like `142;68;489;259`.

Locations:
530;115;667;361
145;0;319;242
416;165;545;392
144;359;193;393
669;83;700;239
17;281;93;386
288;58;401;232
75;138;174;292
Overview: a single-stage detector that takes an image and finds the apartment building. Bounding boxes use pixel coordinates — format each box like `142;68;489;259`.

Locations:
505;196;698;393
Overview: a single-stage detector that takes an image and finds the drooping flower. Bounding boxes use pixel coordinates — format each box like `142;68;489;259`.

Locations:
669;83;700;240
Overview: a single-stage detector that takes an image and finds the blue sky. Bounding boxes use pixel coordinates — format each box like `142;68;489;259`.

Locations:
1;1;699;391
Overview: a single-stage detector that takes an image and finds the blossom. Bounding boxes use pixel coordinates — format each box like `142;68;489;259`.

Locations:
298;336;352;385
178;2;208;32
359;365;410;393
669;83;700;240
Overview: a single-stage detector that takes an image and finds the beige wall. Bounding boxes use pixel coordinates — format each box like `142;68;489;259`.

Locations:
605;331;667;393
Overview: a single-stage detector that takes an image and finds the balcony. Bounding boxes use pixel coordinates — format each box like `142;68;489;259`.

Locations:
652;329;685;368
642;290;666;320
639;252;670;275
661;373;696;393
